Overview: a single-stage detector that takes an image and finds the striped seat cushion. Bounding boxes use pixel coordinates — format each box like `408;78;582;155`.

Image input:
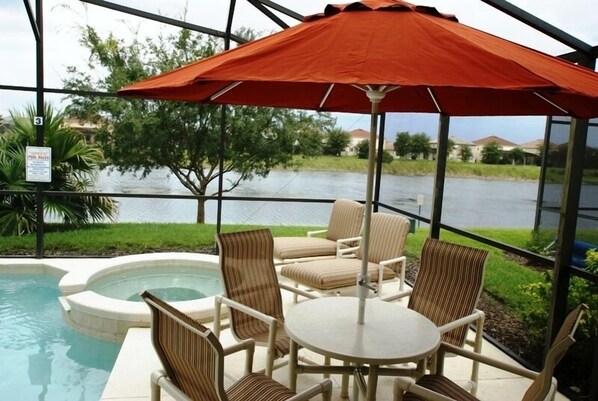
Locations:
227;373;296;401
280;258;395;290
403;374;479;401
273;237;338;260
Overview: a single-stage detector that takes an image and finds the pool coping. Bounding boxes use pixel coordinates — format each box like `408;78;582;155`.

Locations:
1;253;224;342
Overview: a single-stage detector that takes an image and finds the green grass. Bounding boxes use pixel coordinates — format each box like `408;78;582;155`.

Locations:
292;156;542;181
2;223;546;321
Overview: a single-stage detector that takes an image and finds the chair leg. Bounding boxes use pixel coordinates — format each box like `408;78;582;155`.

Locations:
470;313;485;395
293;282;299;303
150;380;161;401
289;340;298;391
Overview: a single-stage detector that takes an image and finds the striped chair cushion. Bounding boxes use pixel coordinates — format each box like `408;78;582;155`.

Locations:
356;213;411;273
217;229;290;356
408;237;489;347
227;373;296;401
280;258;395;290
273;237;338;260
403;374;479;401
325;199;365;241
142;291;222;401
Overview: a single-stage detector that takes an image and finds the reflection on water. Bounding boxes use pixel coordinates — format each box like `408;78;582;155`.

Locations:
91;168;543;228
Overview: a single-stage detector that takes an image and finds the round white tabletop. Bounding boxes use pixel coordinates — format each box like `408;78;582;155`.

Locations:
284;296;440;365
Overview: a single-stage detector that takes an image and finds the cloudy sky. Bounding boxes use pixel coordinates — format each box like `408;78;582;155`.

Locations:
1;0;596;144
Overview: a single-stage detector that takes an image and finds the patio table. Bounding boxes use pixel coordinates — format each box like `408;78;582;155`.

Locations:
285;296;440;401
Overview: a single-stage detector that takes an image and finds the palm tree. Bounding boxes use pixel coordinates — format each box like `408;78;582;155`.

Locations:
0;104;116;235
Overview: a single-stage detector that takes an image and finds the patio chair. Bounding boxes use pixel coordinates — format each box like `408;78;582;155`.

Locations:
272;199;365;263
214;228;322;378
280;212;411;300
392;304;587;401
381;237;489;395
141;291;333;401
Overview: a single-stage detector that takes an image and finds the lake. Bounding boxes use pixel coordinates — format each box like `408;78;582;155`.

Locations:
92;168;542;229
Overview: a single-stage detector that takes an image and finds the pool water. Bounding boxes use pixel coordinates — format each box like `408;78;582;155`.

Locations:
0;274;121;401
87;265;222;302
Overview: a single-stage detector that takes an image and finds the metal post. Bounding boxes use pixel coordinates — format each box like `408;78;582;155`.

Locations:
533;116;553;231
216;0;236;235
34;0;44;258
373;113;386;213
429;115;450;239
545;117;587;355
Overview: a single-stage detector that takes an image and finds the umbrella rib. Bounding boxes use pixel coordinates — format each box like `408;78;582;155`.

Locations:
533;92;569;114
319;84;335;109
427;87;443;113
211;82;243;101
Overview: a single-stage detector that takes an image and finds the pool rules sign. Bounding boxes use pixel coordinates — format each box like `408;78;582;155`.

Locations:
26;146;52;182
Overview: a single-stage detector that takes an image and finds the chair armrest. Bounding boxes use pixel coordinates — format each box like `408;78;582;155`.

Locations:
394;377;456;401
379;255;406;268
437;310;483;334
279;282;320;299
337;236;362;257
286;378;333;401
151;370;194;401
215;295;277;326
307;229;327;237
438;342;539;380
378;255;407;292
222;339;256;375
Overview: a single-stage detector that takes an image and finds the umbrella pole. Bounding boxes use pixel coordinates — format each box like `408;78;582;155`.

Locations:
357;88;386;325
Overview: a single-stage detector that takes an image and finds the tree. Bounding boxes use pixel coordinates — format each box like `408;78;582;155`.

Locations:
481;141;502;164
323;127;350;156
393;131;411;158
509;147;525;165
410;132;432;159
64;27;332;223
446;137;456;157
0;115;6;133
355;139;369;159
459;145;473;162
0;104;116;235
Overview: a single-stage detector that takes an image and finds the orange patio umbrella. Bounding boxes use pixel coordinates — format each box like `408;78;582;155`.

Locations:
118;0;598;323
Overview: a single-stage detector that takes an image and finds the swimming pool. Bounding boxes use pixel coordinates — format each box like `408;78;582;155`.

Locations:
0;274;121;401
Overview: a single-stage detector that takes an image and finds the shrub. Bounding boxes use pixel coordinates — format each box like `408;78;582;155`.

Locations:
519;249;597;396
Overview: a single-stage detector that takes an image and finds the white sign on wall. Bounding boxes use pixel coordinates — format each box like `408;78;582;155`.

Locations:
26;146;52;182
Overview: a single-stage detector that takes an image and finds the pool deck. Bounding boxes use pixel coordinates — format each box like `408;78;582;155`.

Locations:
0;256;570;401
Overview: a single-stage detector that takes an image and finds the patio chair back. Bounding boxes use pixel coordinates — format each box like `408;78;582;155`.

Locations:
522;304;587;401
141;290;225;401
408;237;489;347
325;199;365;241
216;229;287;353
356;213;411;273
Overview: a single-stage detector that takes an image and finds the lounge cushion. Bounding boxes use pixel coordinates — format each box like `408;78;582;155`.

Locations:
280;258;395;290
273;237;338;260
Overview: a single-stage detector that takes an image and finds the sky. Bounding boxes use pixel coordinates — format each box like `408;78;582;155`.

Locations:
1;0;596;145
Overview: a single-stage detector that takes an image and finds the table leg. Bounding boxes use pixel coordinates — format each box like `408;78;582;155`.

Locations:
340;360;350;399
366;364;379;401
289;339;298;391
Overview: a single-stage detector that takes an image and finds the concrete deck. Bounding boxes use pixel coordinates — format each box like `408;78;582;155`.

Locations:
99;277;569;401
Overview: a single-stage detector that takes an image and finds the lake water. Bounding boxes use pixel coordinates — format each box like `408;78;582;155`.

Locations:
92;168;542;229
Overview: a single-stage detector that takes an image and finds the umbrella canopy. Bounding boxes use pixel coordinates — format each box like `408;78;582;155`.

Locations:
118;0;598;324
119;0;598;118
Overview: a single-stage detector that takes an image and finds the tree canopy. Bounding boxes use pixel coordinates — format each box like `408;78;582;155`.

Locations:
323;127;351;156
481;141;502;164
64;27;334;223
